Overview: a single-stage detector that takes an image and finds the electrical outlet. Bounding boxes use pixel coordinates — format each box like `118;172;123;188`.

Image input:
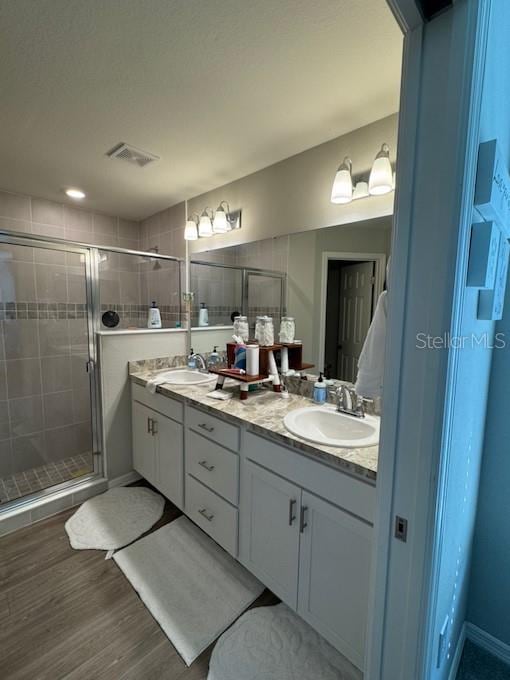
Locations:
437;615;449;668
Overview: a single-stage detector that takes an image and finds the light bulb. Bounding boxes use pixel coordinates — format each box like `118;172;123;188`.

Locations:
369;144;393;196
330;157;353;204
352;181;369;200
213;206;228;233
198;210;212;237
66;188;85;200
184;219;198;240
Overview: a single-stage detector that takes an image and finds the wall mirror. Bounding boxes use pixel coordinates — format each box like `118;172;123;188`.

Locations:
189;216;391;381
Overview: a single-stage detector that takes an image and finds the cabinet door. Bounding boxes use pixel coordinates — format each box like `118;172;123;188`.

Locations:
298;490;372;670
153;414;184;509
132;401;156;484
240;460;300;608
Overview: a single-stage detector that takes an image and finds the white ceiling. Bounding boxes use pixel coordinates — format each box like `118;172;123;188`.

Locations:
0;0;402;220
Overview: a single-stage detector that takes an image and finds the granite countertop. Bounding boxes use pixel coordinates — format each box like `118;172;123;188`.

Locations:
130;366;378;482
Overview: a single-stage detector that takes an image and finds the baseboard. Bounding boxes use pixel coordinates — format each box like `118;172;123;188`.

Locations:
466;622;510;666
108;471;141;488
448;622;467;680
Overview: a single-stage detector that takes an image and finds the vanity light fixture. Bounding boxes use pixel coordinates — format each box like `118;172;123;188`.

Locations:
198;209;213;237
330;157;353;204
65;188;86;200
368;143;393;195
183;201;241;240
330;143;395;205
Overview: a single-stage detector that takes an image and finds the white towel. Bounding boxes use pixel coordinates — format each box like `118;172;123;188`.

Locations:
355;290;387;399
145;376;168;395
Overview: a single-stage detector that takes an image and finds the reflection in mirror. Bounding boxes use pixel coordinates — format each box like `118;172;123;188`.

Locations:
189;216;391;381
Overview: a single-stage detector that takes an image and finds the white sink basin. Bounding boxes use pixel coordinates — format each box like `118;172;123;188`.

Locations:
283;405;379;448
157;369;217;386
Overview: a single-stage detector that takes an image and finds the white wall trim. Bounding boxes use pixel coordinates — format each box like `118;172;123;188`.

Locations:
448;622;467;680
317;251;386;373
465;623;510;666
108;471;141;489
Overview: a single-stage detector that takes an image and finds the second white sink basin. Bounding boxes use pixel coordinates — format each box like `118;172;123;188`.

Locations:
158;369;217;386
283;405;379;448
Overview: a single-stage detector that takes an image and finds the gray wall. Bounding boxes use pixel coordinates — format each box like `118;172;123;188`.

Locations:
187;114;397;252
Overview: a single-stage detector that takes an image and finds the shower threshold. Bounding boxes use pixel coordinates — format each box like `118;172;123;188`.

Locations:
0;454;94;504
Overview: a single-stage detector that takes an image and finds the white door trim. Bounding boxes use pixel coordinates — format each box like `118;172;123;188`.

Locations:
317;251;386;374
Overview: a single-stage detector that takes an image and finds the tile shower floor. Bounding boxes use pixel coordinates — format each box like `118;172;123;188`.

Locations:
0;454;93;503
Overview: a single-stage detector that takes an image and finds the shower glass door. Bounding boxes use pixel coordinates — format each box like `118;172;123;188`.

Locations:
0;236;99;505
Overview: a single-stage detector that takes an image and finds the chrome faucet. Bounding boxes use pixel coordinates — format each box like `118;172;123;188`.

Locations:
331;384;365;418
188;352;207;371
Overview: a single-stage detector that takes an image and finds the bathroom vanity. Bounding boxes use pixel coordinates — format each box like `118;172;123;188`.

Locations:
130;367;377;670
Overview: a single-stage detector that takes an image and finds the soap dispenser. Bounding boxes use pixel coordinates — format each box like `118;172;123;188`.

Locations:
313;372;327;404
198;302;209;327
187;348;197;369
147;301;162;329
207;346;222;370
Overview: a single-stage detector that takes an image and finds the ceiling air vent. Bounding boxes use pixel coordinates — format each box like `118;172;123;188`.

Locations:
106;142;159;168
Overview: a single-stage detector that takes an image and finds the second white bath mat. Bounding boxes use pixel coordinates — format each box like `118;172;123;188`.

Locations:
208;603;362;680
65;486;165;552
113;515;264;666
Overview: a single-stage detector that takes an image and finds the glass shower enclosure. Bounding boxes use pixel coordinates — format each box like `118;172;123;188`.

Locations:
0;231;181;509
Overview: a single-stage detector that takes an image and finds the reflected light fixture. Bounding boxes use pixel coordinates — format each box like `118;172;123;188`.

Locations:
198;209;213;237
66;188;85;200
212;201;230;233
368;143;393;195
330;157;353;204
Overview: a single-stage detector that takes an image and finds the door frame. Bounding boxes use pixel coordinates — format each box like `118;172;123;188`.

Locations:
317;251;386;374
367;2;493;679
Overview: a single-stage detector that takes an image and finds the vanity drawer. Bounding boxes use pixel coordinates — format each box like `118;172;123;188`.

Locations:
186;429;239;505
131;382;183;423
186;406;240;452
185;474;238;556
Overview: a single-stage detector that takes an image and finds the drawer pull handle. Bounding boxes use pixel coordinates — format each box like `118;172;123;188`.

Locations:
300;506;308;533
198;507;214;522
198;460;215;472
288;499;297;526
198;423;215;433
147;417;152;433
151;419;158;436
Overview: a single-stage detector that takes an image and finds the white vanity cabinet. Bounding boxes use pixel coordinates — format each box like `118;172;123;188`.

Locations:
130;382;375;670
184;405;240;556
240;431;374;670
241;459;301;607
131;383;184;509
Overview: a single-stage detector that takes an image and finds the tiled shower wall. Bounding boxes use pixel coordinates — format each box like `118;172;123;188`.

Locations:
0;189;142;479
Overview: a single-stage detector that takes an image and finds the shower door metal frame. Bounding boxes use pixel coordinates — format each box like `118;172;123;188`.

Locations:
190;259;287;319
0;228;183;512
0;233;104;494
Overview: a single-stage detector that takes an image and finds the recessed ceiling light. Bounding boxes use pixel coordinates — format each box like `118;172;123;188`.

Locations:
65;188;86;200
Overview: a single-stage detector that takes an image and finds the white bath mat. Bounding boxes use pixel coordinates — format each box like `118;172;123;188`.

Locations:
65;486;165;552
113;515;264;666
208;603;362;680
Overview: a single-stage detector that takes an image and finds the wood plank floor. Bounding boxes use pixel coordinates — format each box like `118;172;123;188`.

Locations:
0;493;278;680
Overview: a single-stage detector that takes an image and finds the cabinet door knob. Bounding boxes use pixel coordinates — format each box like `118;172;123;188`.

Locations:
288;499;297;526
198;423;214;433
198;460;215;472
198;507;214;522
300;506;308;533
